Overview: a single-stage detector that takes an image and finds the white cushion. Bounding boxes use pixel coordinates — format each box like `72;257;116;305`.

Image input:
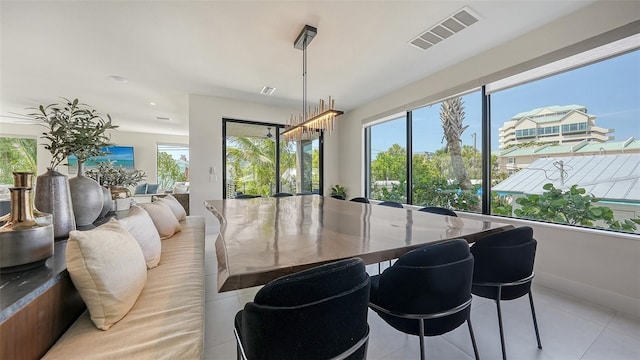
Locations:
65;220;147;330
140;201;181;239
154;194;187;221
118;205;162;269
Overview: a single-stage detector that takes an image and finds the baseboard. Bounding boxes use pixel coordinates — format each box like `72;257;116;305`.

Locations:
536;271;640;316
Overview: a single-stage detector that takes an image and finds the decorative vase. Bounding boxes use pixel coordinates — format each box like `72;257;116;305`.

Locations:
109;186;131;200
69;160;104;226
34;168;76;239
99;186;113;218
0;187;54;271
9;172;53;226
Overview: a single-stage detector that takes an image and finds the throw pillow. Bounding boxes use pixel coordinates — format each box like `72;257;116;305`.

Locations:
140;201;181;239
118;205;162;268
134;183;148;195
146;183;159;194
155;194;187;221
65;220;147;330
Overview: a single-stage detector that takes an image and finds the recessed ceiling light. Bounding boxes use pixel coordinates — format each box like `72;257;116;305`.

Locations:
108;75;128;83
260;86;276;95
149;102;157;106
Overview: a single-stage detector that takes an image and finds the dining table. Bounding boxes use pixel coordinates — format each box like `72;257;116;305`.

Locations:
205;195;513;292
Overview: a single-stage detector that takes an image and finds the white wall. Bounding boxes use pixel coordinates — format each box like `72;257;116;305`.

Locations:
0;122;187;184
330;1;640;314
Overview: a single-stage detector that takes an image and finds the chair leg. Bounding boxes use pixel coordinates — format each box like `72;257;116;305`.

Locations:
495;287;507;360
528;291;543;349
467;315;480;360
418;319;426;360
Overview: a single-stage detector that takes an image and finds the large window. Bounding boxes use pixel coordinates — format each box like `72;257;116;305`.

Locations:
364;38;639;234
365;91;482;212
412;91;482;212
368;115;406;203
157;144;189;192
0;136;37;194
490;48;640;233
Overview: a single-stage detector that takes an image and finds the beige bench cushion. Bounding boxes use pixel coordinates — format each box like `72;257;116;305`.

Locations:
43;216;205;360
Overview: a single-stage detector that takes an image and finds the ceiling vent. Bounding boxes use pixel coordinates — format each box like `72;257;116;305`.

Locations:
409;7;480;50
156;116;171;121
260;86;276;95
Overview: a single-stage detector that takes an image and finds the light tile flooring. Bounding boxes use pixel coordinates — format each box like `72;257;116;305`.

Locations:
202;232;640;360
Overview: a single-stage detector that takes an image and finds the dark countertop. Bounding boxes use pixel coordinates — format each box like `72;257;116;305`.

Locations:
0;240;69;323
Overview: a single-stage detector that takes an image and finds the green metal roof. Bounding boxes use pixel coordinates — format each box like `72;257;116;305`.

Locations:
578;139;640;152
498;138;640;157
512;104;587;120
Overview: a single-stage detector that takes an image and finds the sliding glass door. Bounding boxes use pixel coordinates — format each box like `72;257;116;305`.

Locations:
223;119;323;198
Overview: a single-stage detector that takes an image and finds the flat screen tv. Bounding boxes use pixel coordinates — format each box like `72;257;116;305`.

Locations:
67;146;135;175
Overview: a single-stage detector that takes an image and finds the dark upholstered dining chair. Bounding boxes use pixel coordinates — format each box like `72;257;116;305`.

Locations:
418;206;457;217
470;226;542;360
377;201;403;208
235;194;260;199
349;197;370;204
271;192;293;198
234;258;371;360
369;239;479;360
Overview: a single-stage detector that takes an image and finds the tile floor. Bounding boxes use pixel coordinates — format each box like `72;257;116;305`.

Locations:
202;232;640;360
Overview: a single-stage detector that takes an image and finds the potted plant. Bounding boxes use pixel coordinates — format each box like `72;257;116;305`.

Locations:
330;184;347;199
86;161;147;199
29;98;119;226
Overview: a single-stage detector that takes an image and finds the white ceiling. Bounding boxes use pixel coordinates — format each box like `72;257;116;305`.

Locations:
0;0;596;136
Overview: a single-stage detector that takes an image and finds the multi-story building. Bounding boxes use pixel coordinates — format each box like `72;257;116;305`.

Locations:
498;105;612;149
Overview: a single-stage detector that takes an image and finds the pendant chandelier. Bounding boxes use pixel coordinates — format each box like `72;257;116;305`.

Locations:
282;25;343;141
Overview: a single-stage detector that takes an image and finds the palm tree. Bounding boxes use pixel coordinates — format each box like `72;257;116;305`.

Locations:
440;97;472;190
226;136;277;196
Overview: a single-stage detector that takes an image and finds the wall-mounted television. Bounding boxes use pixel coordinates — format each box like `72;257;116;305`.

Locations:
67;146;135;175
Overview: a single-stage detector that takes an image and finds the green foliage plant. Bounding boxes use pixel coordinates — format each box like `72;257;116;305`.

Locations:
330;184;347;198
28;98;118;169
515;183;639;232
86;161;146;187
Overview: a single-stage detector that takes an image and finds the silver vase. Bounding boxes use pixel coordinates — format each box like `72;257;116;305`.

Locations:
69;160;104;226
99;186;113;218
34;168;76;239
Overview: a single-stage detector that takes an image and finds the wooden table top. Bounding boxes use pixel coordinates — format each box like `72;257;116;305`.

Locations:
206;196;513;292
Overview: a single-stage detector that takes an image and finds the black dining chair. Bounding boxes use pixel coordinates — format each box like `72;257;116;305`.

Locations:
234;258;371;360
349;197;370;204
235;194;260;199
369;239;479;360
271;192;293;198
377;200;403;208
418;206;457;217
470;226;542;360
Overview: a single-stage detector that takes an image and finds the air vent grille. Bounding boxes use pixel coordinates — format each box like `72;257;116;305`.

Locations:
260;86;276;95
156;116;171;121
409;7;480;51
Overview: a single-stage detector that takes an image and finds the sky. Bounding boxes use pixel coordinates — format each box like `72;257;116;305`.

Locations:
371;49;640;158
